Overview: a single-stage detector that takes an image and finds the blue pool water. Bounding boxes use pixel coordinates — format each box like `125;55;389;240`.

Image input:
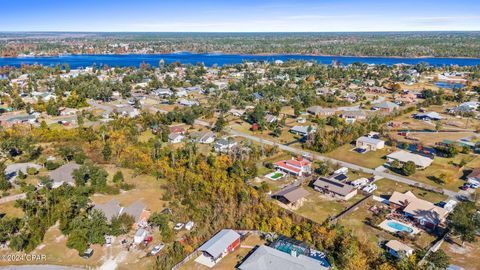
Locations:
435;82;465;89
387;221;414;233
1;53;480;68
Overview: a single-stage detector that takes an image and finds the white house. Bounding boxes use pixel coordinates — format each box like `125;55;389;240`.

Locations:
356;136;385;151
168;133;185;144
386;150;433;169
385;240;414;258
214;138;237;153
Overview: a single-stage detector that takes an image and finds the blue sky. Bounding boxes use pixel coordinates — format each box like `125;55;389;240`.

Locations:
1;0;479;32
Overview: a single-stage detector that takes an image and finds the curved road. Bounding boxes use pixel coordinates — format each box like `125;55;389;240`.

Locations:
227;128;463;199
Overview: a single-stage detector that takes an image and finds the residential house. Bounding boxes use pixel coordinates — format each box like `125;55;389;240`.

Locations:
213;138;237;153
265;114;278;124
192;131;216;144
178;99;199;107
196;229;241;267
386;150;433;169
169;126;186;134
313;177;357;200
93;199;122;222
94;200;150;227
307;106;336;116
388;191;448;228
153;88;173;97
271;185;310;209
275;157;312;177
168;133;185;144
466;168;480;185
341;110;367;124
238;245;330;270
228;109;246;117
5;163;42;181
290;125;317;137
385;240;414;258
356;136;385;151
413;112;442;121
114;105;139;118
49;162;81;188
374;101;400;113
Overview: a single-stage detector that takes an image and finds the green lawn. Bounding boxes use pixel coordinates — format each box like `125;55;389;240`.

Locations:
400;153;479;192
325;144;390;169
374;179;448;203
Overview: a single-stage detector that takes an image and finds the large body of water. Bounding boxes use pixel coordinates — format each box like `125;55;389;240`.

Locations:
1;53;480;68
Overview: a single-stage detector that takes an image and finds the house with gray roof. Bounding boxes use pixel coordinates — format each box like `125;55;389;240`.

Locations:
195;229;241;267
122;201;146;223
238;245;329;270
93;200;122;222
5;163;42;181
313;177;357;200
306;106;336;116
373;101;400;113
49;162;81;188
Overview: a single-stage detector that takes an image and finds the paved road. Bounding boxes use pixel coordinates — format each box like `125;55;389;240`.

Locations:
0;193;26;204
227;128;464;199
87;100;113;113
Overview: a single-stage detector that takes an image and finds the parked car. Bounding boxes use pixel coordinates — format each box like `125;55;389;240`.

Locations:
174;223;184;230
185;221;194;231
150;243;165;255
362;184;377;193
470;183;479;189
460;184;470;190
81;248;94;259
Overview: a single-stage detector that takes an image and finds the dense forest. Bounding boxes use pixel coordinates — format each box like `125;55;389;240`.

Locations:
1;32;480;58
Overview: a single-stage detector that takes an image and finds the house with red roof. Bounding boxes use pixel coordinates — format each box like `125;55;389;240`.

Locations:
275;157;312;177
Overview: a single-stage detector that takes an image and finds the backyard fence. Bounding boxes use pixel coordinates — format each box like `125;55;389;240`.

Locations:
329;194;372;223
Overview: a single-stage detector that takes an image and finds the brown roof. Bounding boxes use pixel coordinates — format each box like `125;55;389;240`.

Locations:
467;168;480;179
386;240;414;252
389;191;448;225
272;185;309;203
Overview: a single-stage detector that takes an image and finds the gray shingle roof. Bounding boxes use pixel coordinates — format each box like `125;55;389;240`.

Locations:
93;199;122;222
49;162;81;185
121;201;146;222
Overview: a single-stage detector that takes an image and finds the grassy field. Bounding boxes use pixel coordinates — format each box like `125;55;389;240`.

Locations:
442;238;480;270
92;165;169;213
180;234;264;270
0;201;24;218
404;153;479;192
294;187;365;223
325;143;392;169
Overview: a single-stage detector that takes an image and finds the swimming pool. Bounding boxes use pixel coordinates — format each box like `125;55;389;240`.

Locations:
387;221;414;233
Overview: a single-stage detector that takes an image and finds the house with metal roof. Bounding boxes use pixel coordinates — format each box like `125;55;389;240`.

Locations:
356;136;385;151
385;240;414;258
195;229;241;267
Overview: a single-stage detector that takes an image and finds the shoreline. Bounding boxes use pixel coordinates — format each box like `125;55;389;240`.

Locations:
2;52;480;60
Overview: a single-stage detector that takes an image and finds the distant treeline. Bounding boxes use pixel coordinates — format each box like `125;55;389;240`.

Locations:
2;32;480;58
